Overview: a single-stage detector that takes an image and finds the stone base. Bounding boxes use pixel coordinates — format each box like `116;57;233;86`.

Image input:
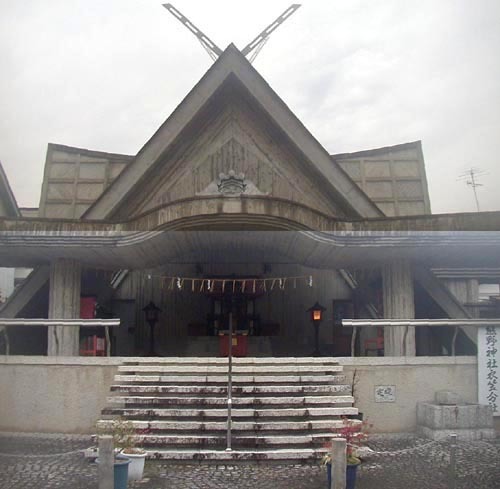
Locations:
417;425;496;442
417;402;494;430
416;401;495;441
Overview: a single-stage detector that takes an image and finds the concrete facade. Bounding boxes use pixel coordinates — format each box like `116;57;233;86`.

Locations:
0;356;488;435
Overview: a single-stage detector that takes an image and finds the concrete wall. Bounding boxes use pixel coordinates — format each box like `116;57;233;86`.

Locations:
341;357;478;432
0;356;119;434
0;355;490;435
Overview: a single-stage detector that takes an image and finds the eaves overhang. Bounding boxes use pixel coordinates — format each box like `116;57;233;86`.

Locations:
0;227;498;270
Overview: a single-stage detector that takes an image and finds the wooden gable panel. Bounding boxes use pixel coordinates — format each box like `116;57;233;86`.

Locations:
39;144;133;219
83;46;382;221
335;142;431;217
116;97;348;221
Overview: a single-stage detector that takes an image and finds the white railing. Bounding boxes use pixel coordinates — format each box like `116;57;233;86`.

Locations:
0;318;120;356
342;319;500;356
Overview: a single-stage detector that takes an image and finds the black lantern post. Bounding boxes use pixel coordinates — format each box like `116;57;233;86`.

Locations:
142;301;162;356
307;301;326;356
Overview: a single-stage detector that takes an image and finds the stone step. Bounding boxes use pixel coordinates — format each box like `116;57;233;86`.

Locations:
101;406;356;419
109;384;351;396
117;365;344;374
106;395;354;407
97;418;358;432
113;374;346;384
133;434;334;448
99;357;356;462
143;448;328;461
121;357;341;366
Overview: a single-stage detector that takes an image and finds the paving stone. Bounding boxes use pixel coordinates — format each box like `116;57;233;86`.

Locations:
0;432;499;488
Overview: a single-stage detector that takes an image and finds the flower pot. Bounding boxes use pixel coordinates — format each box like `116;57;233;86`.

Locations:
96;454;130;489
346;464;358;489
114;456;131;489
121;450;147;481
326;463;359;489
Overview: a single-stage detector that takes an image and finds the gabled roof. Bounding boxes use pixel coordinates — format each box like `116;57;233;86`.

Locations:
83;44;383;221
332;141;432;217
332;141;422;159
38;143;133;219
0;161;20;218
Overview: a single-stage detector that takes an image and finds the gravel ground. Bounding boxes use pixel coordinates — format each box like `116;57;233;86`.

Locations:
0;432;499;489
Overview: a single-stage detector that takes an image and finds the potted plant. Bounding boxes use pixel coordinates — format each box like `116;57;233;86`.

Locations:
98;418;149;482
321;417;371;489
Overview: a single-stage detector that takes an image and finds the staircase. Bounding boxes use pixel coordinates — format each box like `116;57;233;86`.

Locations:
98;357;357;461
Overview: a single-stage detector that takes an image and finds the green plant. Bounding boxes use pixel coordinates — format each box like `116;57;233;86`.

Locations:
97;418;146;454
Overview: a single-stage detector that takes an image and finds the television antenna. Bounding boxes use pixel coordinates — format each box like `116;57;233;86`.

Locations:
162;3;301;63
457;167;487;212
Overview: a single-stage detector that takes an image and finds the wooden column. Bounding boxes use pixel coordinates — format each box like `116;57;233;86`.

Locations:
382;259;415;356
47;259;81;356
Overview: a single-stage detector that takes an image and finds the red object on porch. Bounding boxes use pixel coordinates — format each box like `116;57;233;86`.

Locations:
79;335;106;356
80;296;96;319
219;334;248;357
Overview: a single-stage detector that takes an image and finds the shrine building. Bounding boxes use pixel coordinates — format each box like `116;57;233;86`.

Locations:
0;44;499;360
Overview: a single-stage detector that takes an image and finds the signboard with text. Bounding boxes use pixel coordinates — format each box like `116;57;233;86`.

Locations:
375;385;396;403
478;326;499;416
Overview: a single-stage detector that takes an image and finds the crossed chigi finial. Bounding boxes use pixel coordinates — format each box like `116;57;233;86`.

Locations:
163;3;301;63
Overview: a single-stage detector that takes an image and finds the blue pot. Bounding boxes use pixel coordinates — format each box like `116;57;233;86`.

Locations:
326;463;358;489
96;454;130;489
114;455;130;489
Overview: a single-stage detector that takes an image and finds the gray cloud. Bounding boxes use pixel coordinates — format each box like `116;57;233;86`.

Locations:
1;0;499;213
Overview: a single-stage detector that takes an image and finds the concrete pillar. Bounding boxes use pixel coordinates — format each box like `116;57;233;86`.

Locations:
98;435;114;489
47;259;81;356
330;438;347;489
444;278;479;316
382;259;415;356
443;278;480;344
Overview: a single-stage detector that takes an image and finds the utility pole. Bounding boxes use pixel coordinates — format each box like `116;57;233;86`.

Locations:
458;168;486;212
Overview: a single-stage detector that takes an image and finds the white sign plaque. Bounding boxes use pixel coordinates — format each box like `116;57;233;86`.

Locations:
478;326;499;416
375;385;396;403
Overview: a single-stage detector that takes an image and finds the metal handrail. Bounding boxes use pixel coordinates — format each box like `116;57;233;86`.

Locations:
0;318;120;327
226;312;233;451
0;318;120;357
343;318;500;356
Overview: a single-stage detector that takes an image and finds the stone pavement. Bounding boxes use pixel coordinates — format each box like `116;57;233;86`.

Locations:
1;432;499;488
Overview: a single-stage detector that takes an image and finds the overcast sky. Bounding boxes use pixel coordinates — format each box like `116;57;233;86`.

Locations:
1;0;499;213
